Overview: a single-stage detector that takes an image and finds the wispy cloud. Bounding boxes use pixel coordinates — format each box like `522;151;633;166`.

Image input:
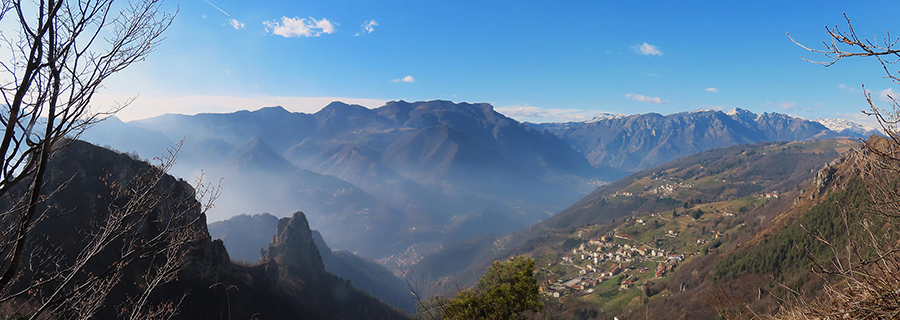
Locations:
228;18;245;30
646;73;658;77
878;88;897;102
768;101;811;112
264;17;336;37
391;75;415;83
354;19;378;37
777;101;797;110
632;42;662;56
625;93;668;104
202;0;244;30
495;106;597;122
705;87;719;92
838;83;862;94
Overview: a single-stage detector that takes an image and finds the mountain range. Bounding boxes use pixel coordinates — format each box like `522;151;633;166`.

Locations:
63;99;891;319
528;107;877;176
81;101;878;268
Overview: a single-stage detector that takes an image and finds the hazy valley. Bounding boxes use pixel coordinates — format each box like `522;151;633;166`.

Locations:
6;2;900;319
71;100;881;317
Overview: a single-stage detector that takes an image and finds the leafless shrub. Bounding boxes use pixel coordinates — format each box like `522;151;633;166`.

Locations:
0;141;221;319
741;15;900;320
0;0;182;318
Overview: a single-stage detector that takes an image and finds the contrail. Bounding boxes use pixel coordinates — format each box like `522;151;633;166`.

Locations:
202;0;230;16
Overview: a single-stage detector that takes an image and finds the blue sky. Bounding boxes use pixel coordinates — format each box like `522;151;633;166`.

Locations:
96;0;900;126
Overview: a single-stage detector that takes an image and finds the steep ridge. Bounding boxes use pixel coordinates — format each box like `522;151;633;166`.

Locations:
377;100;597;179
530;108;870;180
0;141;406;319
84;102;876;270
213;139;407;258
109;100;598;265
208;212;414;312
615;142;864;319
310;231;415;313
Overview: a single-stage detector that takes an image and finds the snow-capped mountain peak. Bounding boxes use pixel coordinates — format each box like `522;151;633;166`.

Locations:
586;113;627;123
725;107;755;117
816;118;879;135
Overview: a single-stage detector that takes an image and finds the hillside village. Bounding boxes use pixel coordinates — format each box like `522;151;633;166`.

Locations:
537;186;791;303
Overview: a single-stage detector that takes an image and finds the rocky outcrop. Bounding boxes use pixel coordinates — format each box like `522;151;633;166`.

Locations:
1;141;406;320
263;212;326;279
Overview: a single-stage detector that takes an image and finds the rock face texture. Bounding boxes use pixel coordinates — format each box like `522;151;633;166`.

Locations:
264;212;327;279
0;141;406;320
210;213;415;312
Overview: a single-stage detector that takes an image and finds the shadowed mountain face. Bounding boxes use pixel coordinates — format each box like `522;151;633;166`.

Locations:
83;101;874;266
0;141;406;320
208;213;416;313
92;100;596;263
529;108;869;179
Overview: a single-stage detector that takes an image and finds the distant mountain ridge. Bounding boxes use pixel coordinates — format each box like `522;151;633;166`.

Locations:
83;101;877;267
528;107;876;178
85;100;596;265
815;117;880;136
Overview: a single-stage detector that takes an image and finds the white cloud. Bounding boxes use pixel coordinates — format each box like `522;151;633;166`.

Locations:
777;101;797;110
264;17;336;38
766;101;811;112
837;83;865;94
632;42;662;56
495;106;597;122
878;88;897;102
391;75;415;83
705;87;719;92
92;94;388;121
646;73;658;77
625;93;668;104
355;19;378;37
228;18;244;30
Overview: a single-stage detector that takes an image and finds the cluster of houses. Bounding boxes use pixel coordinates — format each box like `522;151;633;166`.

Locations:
647;182;693;197
611;181;695;199
543;233;689;298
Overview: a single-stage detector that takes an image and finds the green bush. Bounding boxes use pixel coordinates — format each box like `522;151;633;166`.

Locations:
442;256;543;320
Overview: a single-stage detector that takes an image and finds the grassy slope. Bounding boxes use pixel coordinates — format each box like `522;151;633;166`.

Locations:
414;139;858;319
